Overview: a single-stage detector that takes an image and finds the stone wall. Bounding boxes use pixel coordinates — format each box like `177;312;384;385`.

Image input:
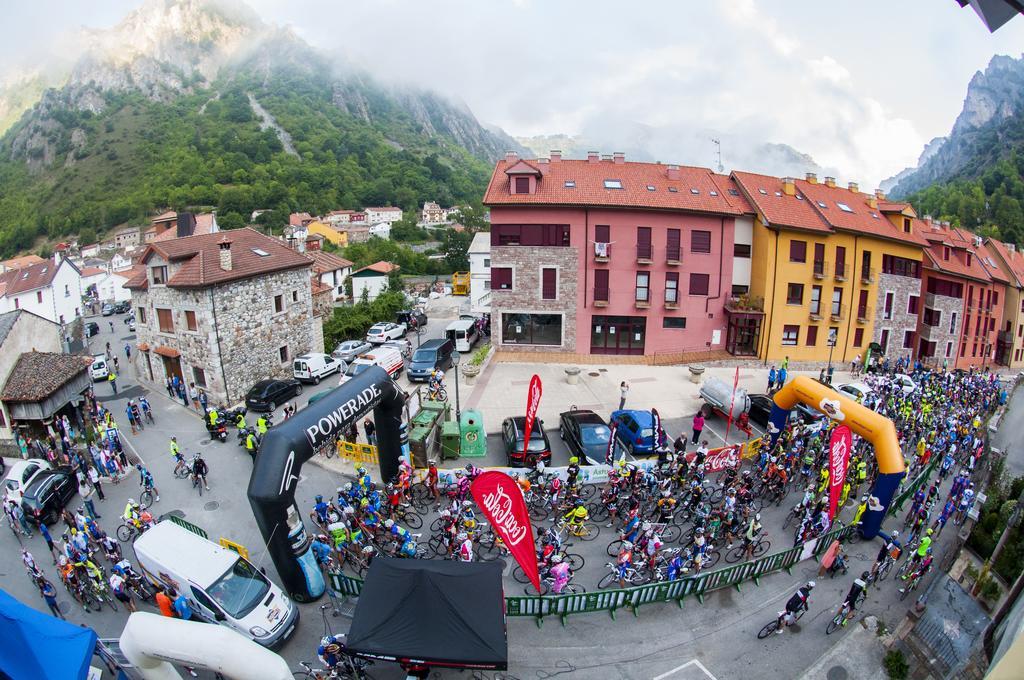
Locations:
873;272;921;354
490;245;578;353
920;292;962;363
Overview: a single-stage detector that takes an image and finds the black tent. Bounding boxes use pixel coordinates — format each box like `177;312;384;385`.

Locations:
346;558;507;670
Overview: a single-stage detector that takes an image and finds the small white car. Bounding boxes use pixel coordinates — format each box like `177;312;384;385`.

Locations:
837;382;873;403
366;322;405;344
887;373;917;396
3;459;53;504
90;354;109;381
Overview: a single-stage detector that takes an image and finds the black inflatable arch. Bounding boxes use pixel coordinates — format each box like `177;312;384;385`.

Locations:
247;366;405;601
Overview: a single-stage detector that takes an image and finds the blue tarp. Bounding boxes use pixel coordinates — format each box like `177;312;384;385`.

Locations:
0;588;97;680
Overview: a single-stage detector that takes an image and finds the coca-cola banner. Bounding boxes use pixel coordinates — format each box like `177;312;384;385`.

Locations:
522;375;543;457
685;444;742;473
827;425;853;521
471;470;540;591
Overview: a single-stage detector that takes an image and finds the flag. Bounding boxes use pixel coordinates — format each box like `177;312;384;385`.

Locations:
828;425;853;521
725;365;740;442
471;471;540;592
606;420;618;465
522;375;542;457
651;408;664;448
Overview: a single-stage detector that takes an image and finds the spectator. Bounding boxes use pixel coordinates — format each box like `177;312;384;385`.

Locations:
189;383;200;411
364;419;377;446
108;371;118;394
40;581;63;619
691;411;705;445
618;381;629;410
124;343;131;360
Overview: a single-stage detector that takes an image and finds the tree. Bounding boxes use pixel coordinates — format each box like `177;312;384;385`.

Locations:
448;205;488;232
218;212;246;230
443;228;471;272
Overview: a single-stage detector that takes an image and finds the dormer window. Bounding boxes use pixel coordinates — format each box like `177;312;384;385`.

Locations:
514;177;530;194
151;266;168;285
966;253;973;267
604;179;623;189
943;247;950;261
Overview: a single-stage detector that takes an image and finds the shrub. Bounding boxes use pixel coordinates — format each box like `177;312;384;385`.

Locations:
883;650;909;680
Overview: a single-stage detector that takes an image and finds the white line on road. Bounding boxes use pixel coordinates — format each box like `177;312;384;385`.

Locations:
652;659;718;680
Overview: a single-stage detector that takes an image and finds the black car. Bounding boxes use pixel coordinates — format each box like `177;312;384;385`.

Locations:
84;321;100;338
112;301;132;314
558;409;612;464
396;309;427;329
501;416;552;467
245;379;303;412
21;468;77;526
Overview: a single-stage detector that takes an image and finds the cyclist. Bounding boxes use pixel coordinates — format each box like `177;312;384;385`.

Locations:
139;396;152;422
743;513;764;560
428;369;445;398
457;532;473;562
838;572;869;625
426;460;440;503
256;414;269;436
566;457;581;488
245;430;258;456
776;581;815;634
550;554;571;594
318;634;351;670
191;454;210;490
136;464;160;502
616;540;634;589
169;436;185;473
313;495;330;524
901;548;934;593
563;502;589;534
905;528;933;577
123;499;142;529
871;530;901;579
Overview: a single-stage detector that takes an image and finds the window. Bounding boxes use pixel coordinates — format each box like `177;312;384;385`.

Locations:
151;266;168;285
637;227;652;259
514;177;530;194
691;230;712;253
36;291;42;304
881;255;920;278
157;308;174;333
665;273;679;303
732;285;749;295
972;342;978;357
806;325;818;346
635;273;650;302
862;251;871;274
946;342;953;358
853;328;864;347
490;225;570;247
880;329;889;352
689;273;710;296
541;268;558;300
835;246;847;278
185;310;198;332
138;307;146;324
882;292;893;320
666;229;681;261
926;278;963;298
502;313;562;345
790;240;807;263
967;253;973;267
292;290;298;303
13;298;17;309
908;295;919;314
279;346;289;363
993;291;999;306
193;366;207;389
604;179;623;189
903;330;914;349
961;343;966;357
252;248;270;257
564;181;575;188
923;308;941;327
733;243;751;258
943;246;950;261
274;294;284;314
782;325;799;346
663;318;686;329
64;284;70;297
810;286;822;315
594;269;609;302
595;225;610;244
831;288;843;316
786;283;804;305
491;267;513;290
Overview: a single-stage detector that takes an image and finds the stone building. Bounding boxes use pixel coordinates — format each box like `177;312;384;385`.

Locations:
125;228;323;405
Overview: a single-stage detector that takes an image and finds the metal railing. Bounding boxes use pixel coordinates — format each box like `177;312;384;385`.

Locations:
666;246;681;263
813;260;829;279
860;267;875;284
834;261;848;281
857;305;872;322
830;304;847;321
637;244;653;261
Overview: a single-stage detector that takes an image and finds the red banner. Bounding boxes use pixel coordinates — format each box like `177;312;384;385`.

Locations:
522;375;542;456
828;425;853;521
725;366;740;441
471;470;540;591
685;444;742;473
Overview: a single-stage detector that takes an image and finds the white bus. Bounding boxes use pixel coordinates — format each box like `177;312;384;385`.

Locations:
444;318;479;353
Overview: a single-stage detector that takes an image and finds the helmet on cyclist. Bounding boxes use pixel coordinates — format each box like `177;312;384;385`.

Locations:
860;495;868;503
428;459;437;467
385;519;394;529
742;470;752;478
926;528;934;535
695;527;705;534
891;530;899;537
622;541;633;550
465;463;474;472
457;532;468;541
926;547;933;555
315;494;323;503
360;498;369;507
806;580;816;589
356;466;366;475
455;470;464;478
362;545;374;555
127;498;136;506
551;554;563;564
321;636;334;648
344;482;353;492
343;506;354;516
861;571;871;580
317;534;328;543
569;457;579;465
135;464;143;471
440;509;451;518
462;500;473;508
642;521;652;531
368;482;376;492
755;513;761;522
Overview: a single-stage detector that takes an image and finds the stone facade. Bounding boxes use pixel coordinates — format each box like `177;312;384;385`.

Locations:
919;292;962;365
873;272;921;357
491;245;579;353
132;266;322;405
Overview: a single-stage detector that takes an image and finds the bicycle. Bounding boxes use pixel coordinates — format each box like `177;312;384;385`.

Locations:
725;534;771;563
757;607;806;639
899;568;927;600
524;573;586;596
391;504;423;529
556;519;600;542
428;385;448;401
116;520;144;543
139;488;154;509
173;459;190;479
825;590;867;634
597;560;648;589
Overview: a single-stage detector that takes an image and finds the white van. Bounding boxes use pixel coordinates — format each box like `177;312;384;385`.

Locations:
133;520;299;648
444;319;479;353
293;352;344;384
90;354;109;381
339;346;404;384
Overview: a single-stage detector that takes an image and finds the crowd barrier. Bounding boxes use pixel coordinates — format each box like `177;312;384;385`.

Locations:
336;441;380;465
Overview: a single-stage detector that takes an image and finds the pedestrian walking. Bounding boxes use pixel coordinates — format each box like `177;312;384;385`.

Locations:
691;411;705;445
778;366;788;389
125;402;138;435
108;371;118;394
165;377;175;399
125;343;131;360
11;502;32;538
364;419;377;446
78;477;99;520
189;383;200;411
198;388;208;412
40;581;63;619
618;381;629;410
108;321;114;333
768;366;777;392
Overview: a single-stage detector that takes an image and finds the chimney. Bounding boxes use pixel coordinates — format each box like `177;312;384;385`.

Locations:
781;177;796;196
824;176;836;188
667;164;680;180
504;151;518;164
550;150;562;162
868;196;878;209
587;151;600;163
923;214;933;225
218;236;233;271
847;181;859;193
874;189;886;200
1008;243;1016;253
805;172;818;184
176;212;196;238
613;151;625;164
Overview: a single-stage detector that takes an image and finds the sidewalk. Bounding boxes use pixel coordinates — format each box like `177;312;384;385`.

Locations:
797;616;888;680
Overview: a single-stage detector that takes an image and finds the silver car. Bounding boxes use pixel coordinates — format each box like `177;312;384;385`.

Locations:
332;339;373;363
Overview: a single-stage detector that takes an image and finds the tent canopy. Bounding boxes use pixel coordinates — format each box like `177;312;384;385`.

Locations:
346;558;507;670
0;588;97;680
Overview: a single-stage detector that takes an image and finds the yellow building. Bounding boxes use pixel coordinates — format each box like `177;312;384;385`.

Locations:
732;172;927;365
306;220;348;247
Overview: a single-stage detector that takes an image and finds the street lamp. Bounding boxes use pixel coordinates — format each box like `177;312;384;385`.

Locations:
826;328;838;385
451;350;462;422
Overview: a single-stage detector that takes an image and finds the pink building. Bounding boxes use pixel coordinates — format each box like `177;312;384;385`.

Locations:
483;152;753;359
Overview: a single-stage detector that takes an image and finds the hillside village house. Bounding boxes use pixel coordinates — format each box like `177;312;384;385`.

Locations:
289;212;315;228
115;226;141;250
0;255;83;327
986;238;1024;368
110;252;135;272
125;228;323;405
468;231;491;314
326;210;357;226
345;226;372;244
0;310;64;456
307;251;353;301
351;261;399;302
368;223;392;240
145;211;219;243
306;221;349;247
81;266;131;304
364;207;403;225
0;255;46;273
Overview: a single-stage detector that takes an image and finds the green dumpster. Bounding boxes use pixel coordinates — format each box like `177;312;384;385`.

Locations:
409;424;434;467
441;421;461;460
459;409;486;458
420;398;450;422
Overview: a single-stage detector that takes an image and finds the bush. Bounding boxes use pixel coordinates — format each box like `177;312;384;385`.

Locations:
469;343;490;366
966;474;1024;583
883;650;909;680
322;289;407;350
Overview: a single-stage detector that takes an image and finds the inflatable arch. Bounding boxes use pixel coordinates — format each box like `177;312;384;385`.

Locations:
248;366;407;601
768;375;904;539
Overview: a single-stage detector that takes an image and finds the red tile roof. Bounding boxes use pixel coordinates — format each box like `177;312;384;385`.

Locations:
307;250;354;274
732;172;831;233
876;201;913;214
128;228;312;289
918;226;1004;284
986;238;1024;288
353;261;399;275
79;266;107;277
0;254;46;270
151;211;177;223
483;158;744;216
152;213;218;243
0;258;72;296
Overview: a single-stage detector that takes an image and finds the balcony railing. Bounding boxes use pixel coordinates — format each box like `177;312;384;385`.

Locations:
665;293;679;309
809;306;823;321
856;305;872;323
637;244;653;263
860;267;875;284
666;246;681;265
830;304;847;321
635;289;651;308
593;242;611;262
998;330;1012;342
594;287;610;306
724;294;765;313
812;260;829;279
834;261;848;282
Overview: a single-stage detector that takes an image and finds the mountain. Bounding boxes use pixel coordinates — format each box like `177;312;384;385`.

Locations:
891;53;1024;246
878;136;946;194
0;0;522;257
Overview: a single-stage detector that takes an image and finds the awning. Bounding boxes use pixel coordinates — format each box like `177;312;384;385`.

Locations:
153;346;180;358
136;343;150;351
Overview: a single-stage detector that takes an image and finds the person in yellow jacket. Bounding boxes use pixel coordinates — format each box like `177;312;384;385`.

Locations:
256;415;268;436
208;407;219;427
852;495;869;527
817;467;830;494
107;371;118;394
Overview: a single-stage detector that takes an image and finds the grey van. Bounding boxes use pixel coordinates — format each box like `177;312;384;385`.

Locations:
408;338;454;382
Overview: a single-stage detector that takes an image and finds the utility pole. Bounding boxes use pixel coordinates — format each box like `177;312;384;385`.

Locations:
711;138;724;173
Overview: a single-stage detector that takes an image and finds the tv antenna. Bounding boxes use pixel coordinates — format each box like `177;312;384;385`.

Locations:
711;138;724;173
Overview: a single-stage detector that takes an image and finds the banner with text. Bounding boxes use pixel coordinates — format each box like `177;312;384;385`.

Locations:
471;470;540;592
828;425;853;521
522;375;542;457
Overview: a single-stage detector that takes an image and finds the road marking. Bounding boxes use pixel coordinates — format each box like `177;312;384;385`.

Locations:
652;659;718;680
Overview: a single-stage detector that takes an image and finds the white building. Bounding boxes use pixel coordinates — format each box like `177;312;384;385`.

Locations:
0;255;83;326
307;251;353;302
368;223;392;240
80;243;102;258
351;261;398;302
110;252;134;272
325;210;356;226
364;207;402;225
468;231;491;314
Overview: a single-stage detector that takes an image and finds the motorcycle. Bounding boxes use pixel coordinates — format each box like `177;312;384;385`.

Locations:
205;417;228;442
237;426;261;452
222;406;248;427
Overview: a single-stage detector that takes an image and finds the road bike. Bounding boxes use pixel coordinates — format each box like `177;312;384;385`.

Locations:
555;519;600;542
390;503;422;529
173;460;190;479
139;487;155;509
825;590;867;634
757;607;806;639
524;573;586;596
725;534;771;563
899;568;927;600
116;520;145;543
597;560;649;589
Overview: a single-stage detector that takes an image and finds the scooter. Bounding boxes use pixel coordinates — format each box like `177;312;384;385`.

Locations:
206;417;228;442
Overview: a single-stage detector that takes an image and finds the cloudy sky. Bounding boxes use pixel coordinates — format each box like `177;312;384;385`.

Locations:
3;0;1023;186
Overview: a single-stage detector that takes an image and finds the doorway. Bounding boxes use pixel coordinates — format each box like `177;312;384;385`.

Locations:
590;316;646;355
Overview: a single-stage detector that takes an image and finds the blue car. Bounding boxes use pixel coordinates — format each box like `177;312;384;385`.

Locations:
609;410;657;456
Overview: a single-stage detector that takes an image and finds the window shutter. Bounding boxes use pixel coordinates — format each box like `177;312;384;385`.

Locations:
813;242;824;262
637;227;652;259
515;177;530;194
689;273;710;296
542;268;557;299
691;230;712;253
790;240;807;262
491;268;513;290
806;325;818;346
594;269;610;301
595;225;610;243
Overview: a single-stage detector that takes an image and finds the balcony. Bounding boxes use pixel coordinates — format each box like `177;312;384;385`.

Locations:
834;261;848;282
998;329;1011;343
593;242;611;263
666;246;681;266
635;291;651;309
860;267;875;285
830;304;847;322
725;294;764;314
809;306;823;322
636;243;653;264
594;288;609;307
919;324;943;342
812;260;829;280
856;305;872;323
665;295;679;310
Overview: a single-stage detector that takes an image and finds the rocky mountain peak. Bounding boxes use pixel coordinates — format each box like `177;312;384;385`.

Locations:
951;52;1024;136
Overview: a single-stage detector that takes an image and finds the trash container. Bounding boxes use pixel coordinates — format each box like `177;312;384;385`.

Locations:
408;424;432;467
459;409;486;458
420;398;450;423
441;421;461;460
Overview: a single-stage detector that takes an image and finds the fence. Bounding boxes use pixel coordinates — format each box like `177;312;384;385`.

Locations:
336;441;379;465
